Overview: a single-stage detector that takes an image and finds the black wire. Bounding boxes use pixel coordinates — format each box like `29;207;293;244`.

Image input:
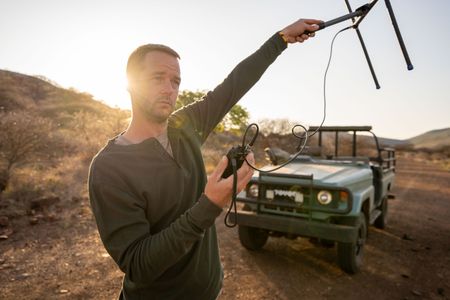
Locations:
307;25;352;139
241;123;259;148
224;158;238;227
243;26;352;173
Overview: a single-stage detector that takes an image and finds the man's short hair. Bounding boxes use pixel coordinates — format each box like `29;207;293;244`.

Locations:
126;44;180;83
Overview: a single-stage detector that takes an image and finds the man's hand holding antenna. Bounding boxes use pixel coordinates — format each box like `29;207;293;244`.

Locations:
279;18;323;43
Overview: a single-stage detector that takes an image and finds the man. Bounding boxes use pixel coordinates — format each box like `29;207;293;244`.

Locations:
88;18;321;299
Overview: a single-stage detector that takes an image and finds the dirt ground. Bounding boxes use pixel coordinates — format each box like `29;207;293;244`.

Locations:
0;155;449;300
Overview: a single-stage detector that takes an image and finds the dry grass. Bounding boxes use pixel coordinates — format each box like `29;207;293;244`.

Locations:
2;154;90;207
397;150;450;171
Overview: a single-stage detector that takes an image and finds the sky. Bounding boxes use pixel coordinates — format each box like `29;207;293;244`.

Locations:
0;0;449;140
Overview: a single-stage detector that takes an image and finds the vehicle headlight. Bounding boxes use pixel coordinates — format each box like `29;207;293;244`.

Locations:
317;190;333;205
248;184;259;198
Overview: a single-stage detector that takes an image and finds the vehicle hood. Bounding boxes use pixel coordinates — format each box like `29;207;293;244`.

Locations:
258;161;372;187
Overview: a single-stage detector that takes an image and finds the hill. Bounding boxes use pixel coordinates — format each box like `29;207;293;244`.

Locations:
406;127;450;150
0;69;130;205
0;69;116;117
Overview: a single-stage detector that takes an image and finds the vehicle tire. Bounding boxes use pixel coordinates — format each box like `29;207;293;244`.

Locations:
238;204;268;250
374;196;388;229
238;225;268;251
337;212;367;274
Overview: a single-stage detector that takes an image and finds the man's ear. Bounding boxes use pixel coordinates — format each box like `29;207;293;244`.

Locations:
127;82;141;105
127;81;140;100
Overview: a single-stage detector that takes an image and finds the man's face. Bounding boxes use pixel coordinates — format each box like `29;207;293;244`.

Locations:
131;51;181;123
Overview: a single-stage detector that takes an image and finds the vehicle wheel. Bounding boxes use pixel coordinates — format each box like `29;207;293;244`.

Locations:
374;196;388;229
238;225;268;251
337;213;367;274
238;204;268;250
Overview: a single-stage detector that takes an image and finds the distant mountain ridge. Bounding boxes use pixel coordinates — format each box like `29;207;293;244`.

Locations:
377;137;407;147
405;127;450;150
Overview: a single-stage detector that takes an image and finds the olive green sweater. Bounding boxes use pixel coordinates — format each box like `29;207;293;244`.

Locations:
88;32;287;300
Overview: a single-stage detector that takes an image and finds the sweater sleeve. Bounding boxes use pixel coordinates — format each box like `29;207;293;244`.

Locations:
89;177;222;283
174;32;287;142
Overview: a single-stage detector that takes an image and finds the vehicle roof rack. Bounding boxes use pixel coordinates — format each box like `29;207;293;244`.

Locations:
308;126;372;132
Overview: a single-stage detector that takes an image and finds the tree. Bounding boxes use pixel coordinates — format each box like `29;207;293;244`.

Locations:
258;118;301;136
0;111;53;192
176;90;250;134
175;90;205;110
66;108;129;159
222;105;250;134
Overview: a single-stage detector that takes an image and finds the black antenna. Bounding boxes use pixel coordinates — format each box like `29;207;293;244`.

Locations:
305;0;413;88
344;0;380;89
384;0;414;71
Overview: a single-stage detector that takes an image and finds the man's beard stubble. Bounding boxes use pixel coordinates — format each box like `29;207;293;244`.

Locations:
134;95;174;124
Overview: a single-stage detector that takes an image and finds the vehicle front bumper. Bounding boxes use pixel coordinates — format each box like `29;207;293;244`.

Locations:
229;211;358;243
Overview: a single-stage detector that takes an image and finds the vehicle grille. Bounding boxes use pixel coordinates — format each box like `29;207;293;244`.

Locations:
262;185;312;216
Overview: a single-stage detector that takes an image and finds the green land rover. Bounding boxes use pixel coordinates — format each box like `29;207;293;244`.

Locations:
230;126;396;273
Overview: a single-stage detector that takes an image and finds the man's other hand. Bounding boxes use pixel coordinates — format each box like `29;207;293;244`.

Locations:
205;153;255;208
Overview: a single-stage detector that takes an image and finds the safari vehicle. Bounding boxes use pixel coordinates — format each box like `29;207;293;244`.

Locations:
230;126;396;273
